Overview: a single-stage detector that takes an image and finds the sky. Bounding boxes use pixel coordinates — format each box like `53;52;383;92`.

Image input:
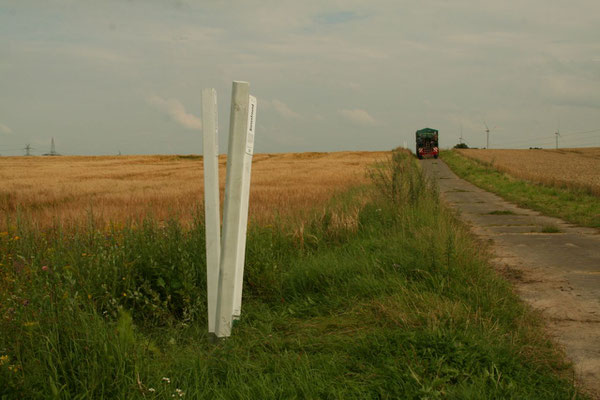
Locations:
1;0;599;156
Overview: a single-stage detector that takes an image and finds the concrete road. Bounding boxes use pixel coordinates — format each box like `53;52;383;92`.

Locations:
421;158;600;398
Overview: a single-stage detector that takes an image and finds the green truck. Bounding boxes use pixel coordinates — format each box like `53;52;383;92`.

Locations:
416;128;439;159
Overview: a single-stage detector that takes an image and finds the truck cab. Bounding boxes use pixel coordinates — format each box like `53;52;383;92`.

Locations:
416;128;439;159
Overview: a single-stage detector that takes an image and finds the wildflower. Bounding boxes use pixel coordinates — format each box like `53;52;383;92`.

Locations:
175;388;185;397
148;388;156;393
122;292;127;297
0;355;8;365
88;294;92;299
162;377;171;384
13;236;20;241
41;266;49;272
8;364;20;373
23;321;38;327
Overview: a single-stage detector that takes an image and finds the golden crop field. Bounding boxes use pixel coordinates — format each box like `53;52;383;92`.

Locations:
455;148;600;196
0;151;387;228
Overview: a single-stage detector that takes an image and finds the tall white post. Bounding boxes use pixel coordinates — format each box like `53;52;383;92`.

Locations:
201;88;220;335
215;81;255;338
232;94;256;320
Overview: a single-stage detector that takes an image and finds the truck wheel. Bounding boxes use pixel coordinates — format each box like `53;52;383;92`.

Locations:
434;155;438;159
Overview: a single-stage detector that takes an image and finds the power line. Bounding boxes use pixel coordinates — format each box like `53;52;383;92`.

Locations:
493;136;553;146
560;128;600;137
566;140;600;147
497;138;599;149
491;129;599;148
498;139;554;147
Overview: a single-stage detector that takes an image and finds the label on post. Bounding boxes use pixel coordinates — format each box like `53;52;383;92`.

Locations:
213;95;219;156
246;95;257;155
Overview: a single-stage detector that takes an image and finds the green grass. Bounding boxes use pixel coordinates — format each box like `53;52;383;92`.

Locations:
442;150;600;229
0;151;582;399
488;210;517;215
541;224;562;233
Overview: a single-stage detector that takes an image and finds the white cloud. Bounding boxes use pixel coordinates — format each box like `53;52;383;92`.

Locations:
3;1;600;154
542;75;600;109
0;123;13;135
339;108;377;126
271;99;300;119
147;95;202;130
342;81;361;90
447;114;486;135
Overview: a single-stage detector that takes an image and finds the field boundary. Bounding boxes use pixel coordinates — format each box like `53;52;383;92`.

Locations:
455;148;600;197
442;150;600;229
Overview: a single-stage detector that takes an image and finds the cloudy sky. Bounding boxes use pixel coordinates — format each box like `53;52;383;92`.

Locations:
1;1;599;156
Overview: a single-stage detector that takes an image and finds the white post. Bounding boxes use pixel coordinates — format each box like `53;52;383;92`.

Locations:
232;94;256;320
201;88;220;335
215;81;254;338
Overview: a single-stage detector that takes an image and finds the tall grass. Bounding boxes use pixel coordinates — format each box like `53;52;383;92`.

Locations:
0;150;581;398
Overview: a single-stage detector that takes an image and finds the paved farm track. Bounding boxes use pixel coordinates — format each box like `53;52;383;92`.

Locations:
421;158;600;398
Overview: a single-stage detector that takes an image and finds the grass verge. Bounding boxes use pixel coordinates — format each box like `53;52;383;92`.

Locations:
442;150;600;229
0;151;582;399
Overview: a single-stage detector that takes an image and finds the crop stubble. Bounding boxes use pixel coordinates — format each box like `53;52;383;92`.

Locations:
456;148;600;196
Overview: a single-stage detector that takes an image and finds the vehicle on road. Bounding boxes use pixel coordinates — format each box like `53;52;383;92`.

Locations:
416;128;439;159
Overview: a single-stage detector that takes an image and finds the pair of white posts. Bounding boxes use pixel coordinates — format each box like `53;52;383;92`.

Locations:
202;81;257;339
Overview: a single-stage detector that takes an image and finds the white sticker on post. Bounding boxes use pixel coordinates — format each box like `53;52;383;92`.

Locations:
246;95;257;155
213;95;219;156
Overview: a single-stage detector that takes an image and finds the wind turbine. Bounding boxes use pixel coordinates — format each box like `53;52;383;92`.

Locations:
555;118;561;149
483;121;497;149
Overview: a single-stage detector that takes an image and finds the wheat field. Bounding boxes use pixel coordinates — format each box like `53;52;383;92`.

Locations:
0;151;388;228
455;148;600;196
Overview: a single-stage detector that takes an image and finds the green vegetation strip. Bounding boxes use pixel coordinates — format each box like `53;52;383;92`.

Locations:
0;152;581;398
443;150;600;229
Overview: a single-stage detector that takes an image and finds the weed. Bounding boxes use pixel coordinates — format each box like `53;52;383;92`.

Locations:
541;224;562;233
488;210;517;215
448;188;470;193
